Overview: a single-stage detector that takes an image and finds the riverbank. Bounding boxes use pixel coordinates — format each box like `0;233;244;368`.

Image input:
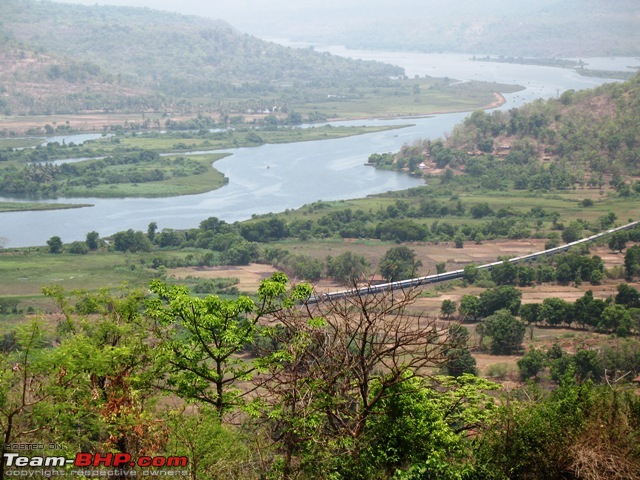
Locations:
0;201;92;213
0;78;516;137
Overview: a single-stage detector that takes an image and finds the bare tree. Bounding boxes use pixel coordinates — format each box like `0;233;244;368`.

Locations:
255;285;460;477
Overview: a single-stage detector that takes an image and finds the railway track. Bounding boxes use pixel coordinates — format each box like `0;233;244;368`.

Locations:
308;220;640;303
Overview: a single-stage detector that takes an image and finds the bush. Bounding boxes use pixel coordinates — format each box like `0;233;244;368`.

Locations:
66;241;89;254
485;363;513;379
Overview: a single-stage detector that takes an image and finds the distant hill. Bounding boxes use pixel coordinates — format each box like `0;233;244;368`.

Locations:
0;0;403;115
212;0;640;57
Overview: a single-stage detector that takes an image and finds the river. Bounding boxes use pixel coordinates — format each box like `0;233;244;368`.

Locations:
1;51;636;248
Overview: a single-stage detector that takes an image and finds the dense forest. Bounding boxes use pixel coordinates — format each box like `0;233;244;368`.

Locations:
0;0;403;114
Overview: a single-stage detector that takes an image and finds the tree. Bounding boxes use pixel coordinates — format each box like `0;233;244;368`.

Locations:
288;254;323;281
147;221;158;242
220;241;259;266
66;240;89;254
491;260;517;285
443;325;477;377
545;232;561;250
519;303;541;325
0;321;64;479
624;245;640;278
589;268;603;285
199;216;230;233
146;273;310;416
608;231;628;253
163;405;256;480
472;376;607;479
483;309;526;355
378;246;422;282
440;299;457;319
573;290;606;328
517;346;546;380
113;229;152;253
326;251;369;285
47;235;63;254
540;297;574;326
470;202;493;219
463;264;479;283
573;348;603;382
561;221;582;243
459;294;482;322
478;285;522;318
615;283;640;308
43;285;159;465
555;262;574;284
599;211;617;229
85;231;99;250
516;265;536;286
256;285;456;477
599;304;632;335
340;374;497;479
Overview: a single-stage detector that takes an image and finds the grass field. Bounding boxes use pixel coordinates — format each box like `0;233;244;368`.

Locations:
292;79;521;119
96;125;409;152
0;202;91;212
266;177;640;234
0;250;156;296
0;137;42;149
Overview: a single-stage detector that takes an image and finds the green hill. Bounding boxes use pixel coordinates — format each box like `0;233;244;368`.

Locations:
446;74;640;182
0;0;403;114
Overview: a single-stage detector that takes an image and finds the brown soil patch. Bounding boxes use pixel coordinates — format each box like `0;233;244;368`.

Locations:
170;264;280;292
166;243;636;302
169;263;344;294
286;238;548;277
0;113;204;135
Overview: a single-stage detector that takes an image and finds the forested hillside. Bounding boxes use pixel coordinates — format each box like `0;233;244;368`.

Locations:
0;0;403;114
365;74;640;196
446;74;640;184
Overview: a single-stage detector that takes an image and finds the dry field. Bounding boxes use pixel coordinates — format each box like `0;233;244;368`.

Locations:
167;240;637;380
0;112;213;135
168;241;632;301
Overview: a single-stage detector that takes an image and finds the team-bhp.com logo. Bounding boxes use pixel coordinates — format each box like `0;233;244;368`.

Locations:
4;452;189;477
